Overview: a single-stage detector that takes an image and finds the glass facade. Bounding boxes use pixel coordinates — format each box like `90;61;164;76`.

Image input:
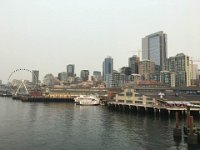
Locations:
149;35;160;66
160;71;170;86
103;57;113;81
174;53;191;87
142;37;149;60
175;72;186;87
32;70;39;84
142;31;167;71
67;64;75;77
167;57;175;72
128;55;139;74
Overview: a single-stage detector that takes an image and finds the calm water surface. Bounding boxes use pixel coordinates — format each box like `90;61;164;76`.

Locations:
0;97;199;150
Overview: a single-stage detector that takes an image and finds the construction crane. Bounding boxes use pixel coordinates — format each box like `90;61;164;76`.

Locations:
129;50;142;59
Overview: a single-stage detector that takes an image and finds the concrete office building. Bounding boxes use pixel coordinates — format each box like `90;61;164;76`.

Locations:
139;60;155;80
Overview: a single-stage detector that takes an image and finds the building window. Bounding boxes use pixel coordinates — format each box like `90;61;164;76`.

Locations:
126;92;133;96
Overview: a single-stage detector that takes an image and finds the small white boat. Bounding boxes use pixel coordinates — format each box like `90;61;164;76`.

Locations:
74;95;100;106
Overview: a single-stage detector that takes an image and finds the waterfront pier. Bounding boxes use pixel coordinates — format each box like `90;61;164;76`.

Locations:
107;88;200;118
10;87;108;103
107;101;200;117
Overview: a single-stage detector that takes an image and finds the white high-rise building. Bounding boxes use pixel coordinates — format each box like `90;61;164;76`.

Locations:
190;64;198;80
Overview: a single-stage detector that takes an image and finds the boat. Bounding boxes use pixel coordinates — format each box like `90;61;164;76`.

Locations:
74;95;100;106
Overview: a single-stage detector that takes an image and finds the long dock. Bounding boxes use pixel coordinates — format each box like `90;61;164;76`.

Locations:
21;96;75;102
11;95;75;103
107;101;200;117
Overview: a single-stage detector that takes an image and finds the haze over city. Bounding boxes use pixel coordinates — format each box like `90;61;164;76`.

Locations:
0;0;200;82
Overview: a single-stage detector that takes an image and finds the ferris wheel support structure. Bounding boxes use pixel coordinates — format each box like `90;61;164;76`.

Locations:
14;80;29;95
8;68;38;96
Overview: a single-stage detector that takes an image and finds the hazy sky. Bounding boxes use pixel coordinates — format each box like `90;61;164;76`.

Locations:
0;0;200;83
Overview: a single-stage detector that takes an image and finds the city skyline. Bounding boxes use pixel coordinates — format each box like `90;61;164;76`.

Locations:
0;0;200;82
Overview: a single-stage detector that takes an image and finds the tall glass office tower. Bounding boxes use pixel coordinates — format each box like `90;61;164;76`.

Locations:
142;31;167;71
103;56;113;81
67;64;75;77
32;70;39;84
128;55;140;74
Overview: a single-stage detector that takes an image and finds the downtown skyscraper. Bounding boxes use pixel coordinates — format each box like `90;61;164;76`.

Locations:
67;64;75;77
103;56;113;81
32;70;39;84
128;55;140;74
142;31;167;71
80;70;89;81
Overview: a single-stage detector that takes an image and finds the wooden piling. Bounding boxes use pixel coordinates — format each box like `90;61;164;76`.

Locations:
187;107;191;128
173;112;182;139
176;112;179;128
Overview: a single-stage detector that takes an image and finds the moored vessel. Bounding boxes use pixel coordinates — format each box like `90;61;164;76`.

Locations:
74;95;100;106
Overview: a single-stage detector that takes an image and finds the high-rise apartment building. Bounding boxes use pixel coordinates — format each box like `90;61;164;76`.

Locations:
103;56;113;81
166;53;191;87
142;31;167;71
160;71;175;87
128;55;140;74
166;57;176;72
32;70;39;84
67;64;75;77
175;53;191;87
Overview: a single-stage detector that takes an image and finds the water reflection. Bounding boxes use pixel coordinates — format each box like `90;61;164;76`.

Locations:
0;98;200;150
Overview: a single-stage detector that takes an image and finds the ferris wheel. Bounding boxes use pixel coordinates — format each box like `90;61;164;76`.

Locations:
7;68;38;96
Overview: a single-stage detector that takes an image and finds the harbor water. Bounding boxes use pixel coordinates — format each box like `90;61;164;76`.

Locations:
0;97;199;150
